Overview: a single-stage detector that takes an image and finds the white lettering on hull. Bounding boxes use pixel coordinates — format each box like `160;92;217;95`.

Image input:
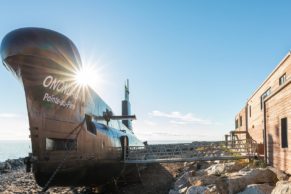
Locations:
42;75;79;110
43;92;75;110
42;75;79;99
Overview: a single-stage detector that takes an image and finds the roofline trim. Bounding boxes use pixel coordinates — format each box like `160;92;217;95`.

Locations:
247;51;291;102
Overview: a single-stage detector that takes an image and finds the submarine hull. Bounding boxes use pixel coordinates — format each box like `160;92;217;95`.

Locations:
1;28;143;187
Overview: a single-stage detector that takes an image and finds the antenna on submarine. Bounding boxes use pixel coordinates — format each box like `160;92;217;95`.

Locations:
125;79;129;101
122;79;132;130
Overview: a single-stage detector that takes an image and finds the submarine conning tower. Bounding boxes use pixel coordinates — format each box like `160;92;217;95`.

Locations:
122;79;132;130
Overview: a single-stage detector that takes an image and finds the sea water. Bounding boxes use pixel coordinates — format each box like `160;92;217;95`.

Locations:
0;140;31;162
147;140;193;144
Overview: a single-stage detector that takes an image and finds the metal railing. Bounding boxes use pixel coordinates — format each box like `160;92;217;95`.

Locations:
124;139;258;164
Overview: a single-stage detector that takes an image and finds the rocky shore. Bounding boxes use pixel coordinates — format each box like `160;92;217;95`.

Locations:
0;158;81;193
169;160;291;194
1;158;291;193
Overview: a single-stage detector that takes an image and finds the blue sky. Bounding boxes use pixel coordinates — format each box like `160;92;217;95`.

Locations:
0;1;291;141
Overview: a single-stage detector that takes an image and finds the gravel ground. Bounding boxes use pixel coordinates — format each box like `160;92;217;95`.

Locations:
0;159;184;194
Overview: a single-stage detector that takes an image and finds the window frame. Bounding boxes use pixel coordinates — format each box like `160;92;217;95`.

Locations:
46;138;77;151
279;73;286;86
281;117;288;148
260;88;271;110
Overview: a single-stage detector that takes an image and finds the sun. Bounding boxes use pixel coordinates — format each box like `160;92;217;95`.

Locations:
75;66;98;87
72;52;108;97
75;67;95;86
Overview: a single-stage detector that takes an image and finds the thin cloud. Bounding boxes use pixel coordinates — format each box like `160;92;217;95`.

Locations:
0;113;21;118
149;110;214;125
144;120;157;126
170;120;188;125
135;130;218;142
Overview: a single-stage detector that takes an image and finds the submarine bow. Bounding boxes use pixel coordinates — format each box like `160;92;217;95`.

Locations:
1;27;81;78
1;28;143;187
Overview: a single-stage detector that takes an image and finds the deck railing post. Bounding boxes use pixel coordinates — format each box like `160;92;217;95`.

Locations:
225;135;228;147
231;133;234;148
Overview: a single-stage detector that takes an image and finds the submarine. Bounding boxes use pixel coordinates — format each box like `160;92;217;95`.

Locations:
1;28;144;188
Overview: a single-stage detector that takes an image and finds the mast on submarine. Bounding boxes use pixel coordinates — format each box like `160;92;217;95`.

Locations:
122;79;132;130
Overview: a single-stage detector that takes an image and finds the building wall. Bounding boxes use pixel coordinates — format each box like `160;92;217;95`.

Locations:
245;53;291;144
234;107;247;139
234;52;291;174
265;83;291;174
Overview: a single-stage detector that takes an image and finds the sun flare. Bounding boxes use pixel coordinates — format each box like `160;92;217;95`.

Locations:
73;51;109;99
75;67;95;86
74;63;102;91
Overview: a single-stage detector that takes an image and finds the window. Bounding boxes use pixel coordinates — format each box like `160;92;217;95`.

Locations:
249;105;251;117
85;114;97;135
260;88;271;110
235;119;238;129
281;117;288;148
240;116;242;127
279;73;286;86
46;138;77;151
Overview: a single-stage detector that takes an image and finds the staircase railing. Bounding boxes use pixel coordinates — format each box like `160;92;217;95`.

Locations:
225;131;258;158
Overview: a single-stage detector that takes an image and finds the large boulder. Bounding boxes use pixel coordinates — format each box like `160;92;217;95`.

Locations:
183;161;212;173
243;168;278;184
195;169;207;176
183;162;199;173
215;168;278;194
174;171;195;190
186;186;208;194
189;175;219;186
267;166;289;181
0;162;5;170
271;181;291;194
0;161;12;173
205;185;219;194
5;162;12;171
237;184;274;194
196;161;212;170
169;189;180;194
0;158;24;173
186;185;218;194
206;162;245;176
